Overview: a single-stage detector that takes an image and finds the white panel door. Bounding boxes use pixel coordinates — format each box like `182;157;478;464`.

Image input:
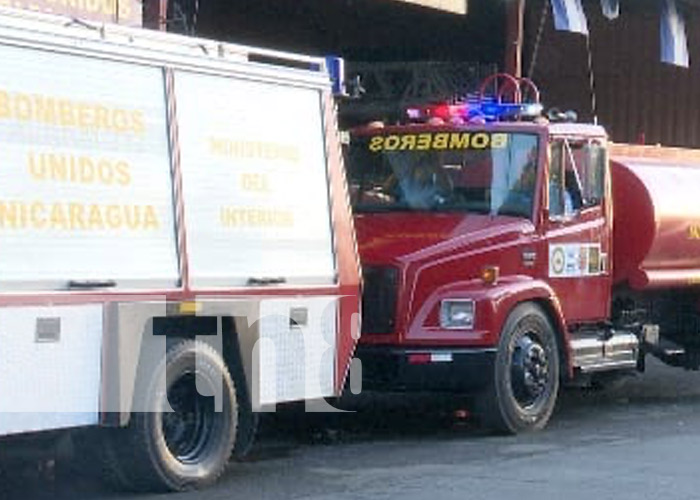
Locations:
0;305;103;436
0;44;179;290
173;71;336;288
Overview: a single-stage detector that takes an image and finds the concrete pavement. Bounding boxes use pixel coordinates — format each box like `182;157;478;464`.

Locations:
2;357;700;500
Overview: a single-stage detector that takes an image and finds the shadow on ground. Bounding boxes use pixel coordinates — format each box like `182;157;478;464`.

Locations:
1;358;698;499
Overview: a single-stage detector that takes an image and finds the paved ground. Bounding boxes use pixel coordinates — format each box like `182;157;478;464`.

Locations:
2;358;700;500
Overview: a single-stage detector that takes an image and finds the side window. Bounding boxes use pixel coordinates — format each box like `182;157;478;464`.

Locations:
549;141;565;217
580;141;606;206
549;138;606;218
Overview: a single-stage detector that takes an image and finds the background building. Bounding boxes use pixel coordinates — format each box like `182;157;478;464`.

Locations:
158;0;700;148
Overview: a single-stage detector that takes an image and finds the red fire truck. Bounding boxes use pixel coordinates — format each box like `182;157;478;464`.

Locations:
346;73;700;434
0;8;359;492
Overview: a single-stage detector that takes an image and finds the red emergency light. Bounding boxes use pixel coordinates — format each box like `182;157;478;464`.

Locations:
406;73;543;124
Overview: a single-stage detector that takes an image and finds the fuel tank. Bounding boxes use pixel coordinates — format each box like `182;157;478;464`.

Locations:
610;144;700;290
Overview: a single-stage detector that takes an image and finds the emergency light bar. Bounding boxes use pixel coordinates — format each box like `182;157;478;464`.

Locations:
406;73;544;124
406;100;543;123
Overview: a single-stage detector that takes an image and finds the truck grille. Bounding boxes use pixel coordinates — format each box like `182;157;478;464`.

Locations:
362;266;398;335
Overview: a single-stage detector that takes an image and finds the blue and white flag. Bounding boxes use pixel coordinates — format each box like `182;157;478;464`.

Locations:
600;0;619;20
550;0;588;36
660;0;689;68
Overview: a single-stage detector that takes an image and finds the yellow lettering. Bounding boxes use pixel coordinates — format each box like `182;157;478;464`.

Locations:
143;205;159;230
208;137;300;163
399;135;417;150
115;161;131;185
0;90;146;136
27;151;45;180
449;133;469;149
241;173;270;192
491;133;508;149
84;0;100;11
688;225;700;240
368;136;384;152
69;203;86;229
79;156;96;184
220;206;294;228
117;0;132;18
0;90;9;119
0;201;160;231
0;201;18;228
93;105;110;130
30;202;46;228
76;103;92;130
86;204;103;229
105;205;121;228
366;132;513;152
383;135;400;151
34;95;57;125
416;134;431;150
50;203;68;229
432;133;449;150
14;94;32;121
131;110;144;135
112;109;129;133
58;100;75;127
471;133;489;149
49;153;68;182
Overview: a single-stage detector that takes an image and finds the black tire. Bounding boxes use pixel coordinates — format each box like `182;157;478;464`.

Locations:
102;339;238;492
476;303;560;434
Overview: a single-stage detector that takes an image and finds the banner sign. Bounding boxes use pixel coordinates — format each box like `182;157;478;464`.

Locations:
661;0;689;68
0;0;142;27
386;0;467;15
550;0;589;35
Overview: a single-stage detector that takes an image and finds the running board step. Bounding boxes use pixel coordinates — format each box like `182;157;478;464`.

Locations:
643;338;698;369
570;332;639;373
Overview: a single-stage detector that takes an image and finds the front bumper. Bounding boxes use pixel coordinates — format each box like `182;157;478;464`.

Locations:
356;345;496;393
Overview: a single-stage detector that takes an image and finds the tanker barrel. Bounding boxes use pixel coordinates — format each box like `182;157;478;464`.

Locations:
610;144;700;290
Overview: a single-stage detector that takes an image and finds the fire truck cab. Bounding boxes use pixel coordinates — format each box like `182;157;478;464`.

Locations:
346;74;700;433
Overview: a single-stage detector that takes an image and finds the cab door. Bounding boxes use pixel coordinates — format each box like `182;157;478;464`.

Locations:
544;136;612;322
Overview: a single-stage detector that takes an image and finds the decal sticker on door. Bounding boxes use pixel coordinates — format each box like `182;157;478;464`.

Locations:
549;243;604;277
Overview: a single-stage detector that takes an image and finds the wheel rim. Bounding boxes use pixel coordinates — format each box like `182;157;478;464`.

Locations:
510;333;550;409
162;371;219;464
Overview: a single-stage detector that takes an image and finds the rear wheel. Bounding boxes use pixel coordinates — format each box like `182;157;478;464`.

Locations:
103;339;238;492
476;303;560;434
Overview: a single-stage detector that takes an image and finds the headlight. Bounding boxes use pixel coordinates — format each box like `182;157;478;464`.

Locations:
440;299;475;329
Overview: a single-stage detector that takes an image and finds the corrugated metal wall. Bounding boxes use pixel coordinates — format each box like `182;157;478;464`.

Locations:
525;0;700;148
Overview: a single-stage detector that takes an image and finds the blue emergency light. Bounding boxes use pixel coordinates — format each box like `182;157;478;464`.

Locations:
325;56;345;96
406;100;543;123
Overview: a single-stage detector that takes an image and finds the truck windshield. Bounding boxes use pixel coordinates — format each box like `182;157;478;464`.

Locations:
347;131;539;218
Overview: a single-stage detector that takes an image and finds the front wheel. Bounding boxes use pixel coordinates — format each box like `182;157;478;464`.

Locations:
476;303;560;434
104;339;238;492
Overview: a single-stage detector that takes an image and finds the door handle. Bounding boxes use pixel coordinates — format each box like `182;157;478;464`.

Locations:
247;277;286;286
67;280;117;289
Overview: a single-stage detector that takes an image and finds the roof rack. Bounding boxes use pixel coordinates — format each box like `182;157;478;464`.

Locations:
406;72;544;124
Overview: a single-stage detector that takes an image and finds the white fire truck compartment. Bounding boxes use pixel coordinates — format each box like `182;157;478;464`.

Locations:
256;297;337;406
0;7;348;441
0;304;103;435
